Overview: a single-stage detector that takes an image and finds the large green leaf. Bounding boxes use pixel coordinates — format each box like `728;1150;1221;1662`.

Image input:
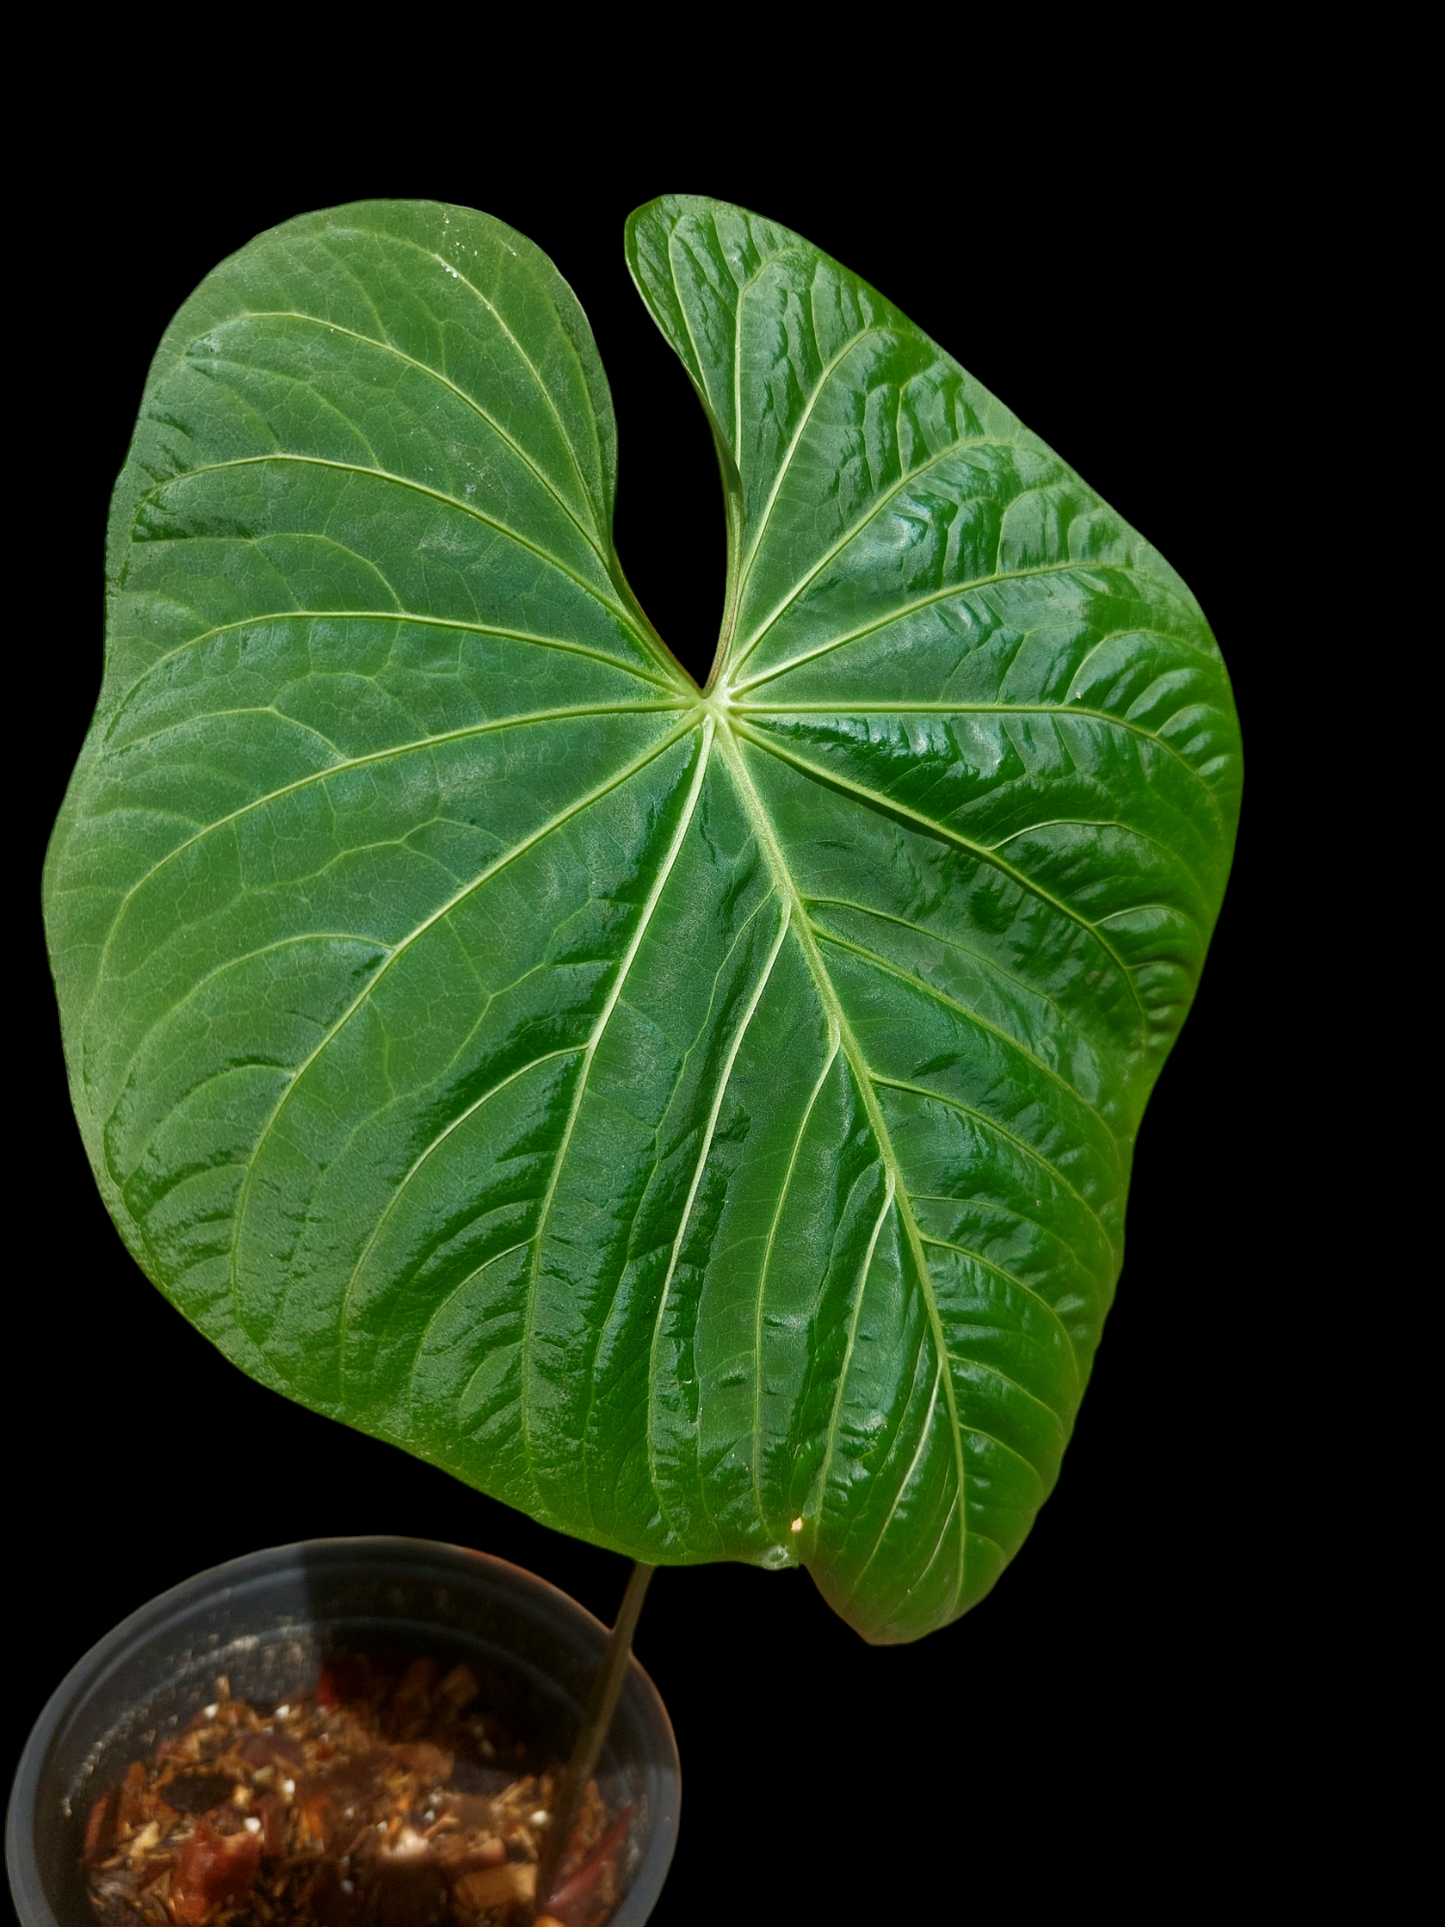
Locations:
45;196;1240;1643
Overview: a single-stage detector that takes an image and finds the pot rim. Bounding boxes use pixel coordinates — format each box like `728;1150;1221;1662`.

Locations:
5;1534;680;1927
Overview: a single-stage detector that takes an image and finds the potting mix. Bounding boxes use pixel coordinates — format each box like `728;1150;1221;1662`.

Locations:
80;1654;630;1925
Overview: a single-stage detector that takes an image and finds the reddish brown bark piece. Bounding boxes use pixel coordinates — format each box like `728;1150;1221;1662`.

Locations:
82;1789;116;1870
114;1763;147;1834
543;1805;636;1926
169;1822;262;1924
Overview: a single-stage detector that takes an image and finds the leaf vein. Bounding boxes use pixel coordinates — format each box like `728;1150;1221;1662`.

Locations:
728;435;1025;675
730;559;1113;694
736;721;1150;1042
716;726;969;1617
869;1074;1115;1256
518;721;713;1529
110;607;676;702
645;897;791;1548
140;453;633;631
226;719;700;1340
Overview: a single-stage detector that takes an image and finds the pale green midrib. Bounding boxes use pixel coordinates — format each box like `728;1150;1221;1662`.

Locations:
104;610;679;713
223;717;701;1340
731;719;1151;1043
714;723;969;1619
134;452;636;636
74;701;687;1036
518;720;714;1532
219;309;609;560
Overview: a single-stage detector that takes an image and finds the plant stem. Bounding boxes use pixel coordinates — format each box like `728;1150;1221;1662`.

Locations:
534;1561;655;1919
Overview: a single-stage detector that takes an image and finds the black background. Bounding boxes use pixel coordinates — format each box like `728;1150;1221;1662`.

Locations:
12;111;1307;1923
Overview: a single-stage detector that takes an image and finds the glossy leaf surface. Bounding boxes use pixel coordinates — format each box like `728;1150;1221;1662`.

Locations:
46;197;1240;1642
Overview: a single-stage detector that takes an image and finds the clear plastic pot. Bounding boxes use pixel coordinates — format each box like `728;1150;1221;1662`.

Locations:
5;1536;680;1926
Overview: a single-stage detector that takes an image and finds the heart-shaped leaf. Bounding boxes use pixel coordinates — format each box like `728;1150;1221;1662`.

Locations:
46;197;1240;1642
